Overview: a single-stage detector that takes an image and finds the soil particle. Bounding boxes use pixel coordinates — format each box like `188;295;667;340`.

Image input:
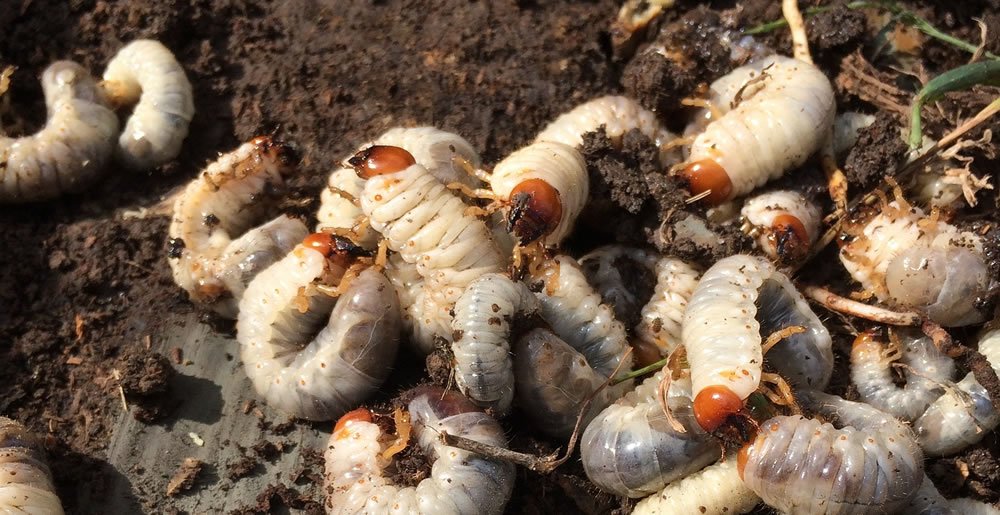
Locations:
806;5;868;55
116;348;175;423
226;456;260;481
844;111;908;191
621;7;734;125
166;457;205;497
229;483;324;515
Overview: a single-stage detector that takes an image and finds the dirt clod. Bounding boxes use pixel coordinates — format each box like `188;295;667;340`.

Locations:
844;112;908;191
166;458;204;497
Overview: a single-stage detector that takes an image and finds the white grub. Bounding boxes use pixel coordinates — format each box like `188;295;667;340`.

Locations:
0;417;65;515
102;39;194;169
740;189;821;263
741;392;924;515
851;329;954;421
530;255;633;394
832;111;875;158
840;200;988;326
513;328;616;439
451;273;537;414
632;457;760;515
360;159;505;349
914;327;1000;457
580;373;717;498
489;140;587;246
682;255;832;430
634;256;701;359
0;61;118;203
681;55;835;204
384;252;450;355
324;387;515;514
238;244;400;421
904;474;1000;515
317;126;484;249
579;244;658;324
534;95;678;165
168;136;307;318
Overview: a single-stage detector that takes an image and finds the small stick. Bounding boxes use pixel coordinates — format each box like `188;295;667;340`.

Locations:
803;285;921;325
783;0;813;64
922;320;1000;404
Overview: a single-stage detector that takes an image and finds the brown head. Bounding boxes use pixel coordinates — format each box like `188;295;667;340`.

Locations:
333;407;374;439
303;232;370;268
693;385;744;432
349;145;416;178
769;214;810;262
507;178;562;244
680;159;733;205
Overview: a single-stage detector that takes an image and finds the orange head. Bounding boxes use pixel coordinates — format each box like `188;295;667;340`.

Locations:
693;385;744;432
769;214;810;262
250;135;295;168
680;159;732;205
507;178;562;244
349;145;416;178
302;232;369;268
334;407;374;438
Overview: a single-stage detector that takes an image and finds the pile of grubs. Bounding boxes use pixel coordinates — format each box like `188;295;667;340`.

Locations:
4;1;1000;514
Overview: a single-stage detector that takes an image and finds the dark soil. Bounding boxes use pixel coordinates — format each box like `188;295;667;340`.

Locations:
2;0;1000;513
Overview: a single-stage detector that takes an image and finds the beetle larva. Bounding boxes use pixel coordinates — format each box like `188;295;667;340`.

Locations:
0;417;65;514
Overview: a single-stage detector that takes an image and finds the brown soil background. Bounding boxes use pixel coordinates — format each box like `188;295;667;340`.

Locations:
2;0;1000;513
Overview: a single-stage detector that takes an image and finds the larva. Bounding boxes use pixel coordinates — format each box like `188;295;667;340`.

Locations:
580;372;717;498
682;254;833;431
383;253;451;354
914;326;1000;457
512;328;616;438
325;387;515;514
634;255;702;363
739;392;924;515
740;190;821;263
530;255;633;393
489;140;588;245
578;244;658;326
680;55;835;205
317;126;484;250
534;95;677;165
355;146;504;306
101;39;194;169
168;136;308;318
0;417;65;515
904;474;1000;515
451;273;538;414
850;329;954;421
238;233;400;421
840;200;988;326
0;61;119;203
632;458;761;515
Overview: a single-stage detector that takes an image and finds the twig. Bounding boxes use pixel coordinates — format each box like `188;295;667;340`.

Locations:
111;369;129;412
441;348;634;474
922;320;1000;404
802;285;921;325
782;0;812;64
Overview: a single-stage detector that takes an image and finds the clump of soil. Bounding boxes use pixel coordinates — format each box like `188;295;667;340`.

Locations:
844;111;909;191
116;348;175;423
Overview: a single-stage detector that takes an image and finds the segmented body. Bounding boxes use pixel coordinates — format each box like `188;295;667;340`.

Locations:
361;161;504;304
682;55;835;204
102;39;194;169
851;330;954;421
840;201;987;326
325;387;515;514
168;137;307;317
531;255;633;392
683;255;833;429
635;256;701;358
905;474;1000;515
534;95;677;165
914;327;1000;456
740;392;924;515
489;141;587;245
451;273;537;414
317;127;483;249
740;190;821;263
0;61;118;203
0;417;65;514
632;458;760;515
238;245;400;421
513;328;616;438
580;372;717;498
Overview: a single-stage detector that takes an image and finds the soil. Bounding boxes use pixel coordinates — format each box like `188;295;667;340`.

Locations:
2;0;1000;514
